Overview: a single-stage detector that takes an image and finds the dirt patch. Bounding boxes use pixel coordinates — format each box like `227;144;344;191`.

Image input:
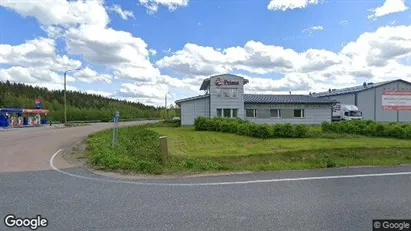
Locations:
62;140;88;167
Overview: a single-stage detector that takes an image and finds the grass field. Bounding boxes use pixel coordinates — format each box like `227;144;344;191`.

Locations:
84;123;411;174
150;127;411;157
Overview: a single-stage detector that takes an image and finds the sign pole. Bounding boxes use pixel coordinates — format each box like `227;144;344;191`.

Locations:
112;111;120;147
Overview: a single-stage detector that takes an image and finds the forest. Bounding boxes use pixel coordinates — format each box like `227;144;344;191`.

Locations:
0;81;179;122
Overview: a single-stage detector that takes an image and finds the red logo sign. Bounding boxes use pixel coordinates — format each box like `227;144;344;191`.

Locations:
215;78;223;86
215;78;239;86
35;98;41;104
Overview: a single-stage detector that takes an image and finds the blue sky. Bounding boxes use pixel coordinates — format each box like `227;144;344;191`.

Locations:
0;0;410;106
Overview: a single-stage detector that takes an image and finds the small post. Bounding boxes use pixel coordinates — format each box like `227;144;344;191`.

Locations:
112;111;120;147
159;136;168;165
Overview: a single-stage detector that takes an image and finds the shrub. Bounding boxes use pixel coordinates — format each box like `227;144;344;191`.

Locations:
321;120;411;139
405;126;411;139
219;121;232;133
272;124;282;138
294;124;309;138
281;123;295;138
384;124;406;139
194;117;207;131
248;123;261;137
237;123;250;136
321;121;331;132
256;124;272;139
373;123;385;137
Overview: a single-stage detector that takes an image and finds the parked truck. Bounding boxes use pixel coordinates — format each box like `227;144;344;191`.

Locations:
332;104;362;121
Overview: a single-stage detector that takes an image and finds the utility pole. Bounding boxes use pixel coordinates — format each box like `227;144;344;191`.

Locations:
63;67;81;125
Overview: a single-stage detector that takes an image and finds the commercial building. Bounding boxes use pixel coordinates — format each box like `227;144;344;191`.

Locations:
175;74;335;125
312;79;411;122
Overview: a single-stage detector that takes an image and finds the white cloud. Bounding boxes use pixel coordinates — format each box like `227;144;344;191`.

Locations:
138;0;189;14
267;0;320;11
0;0;170;106
0;66;77;91
73;67;112;83
368;0;409;19
0;37;81;72
302;25;324;34
108;4;135;20
149;49;157;56
84;90;113;97
0;0;109;27
341;25;411;67
66;24;160;81
157;25;411;95
340;20;349;25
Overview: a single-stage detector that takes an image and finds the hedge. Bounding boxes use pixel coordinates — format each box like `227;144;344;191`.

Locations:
321;120;411;139
194;117;309;139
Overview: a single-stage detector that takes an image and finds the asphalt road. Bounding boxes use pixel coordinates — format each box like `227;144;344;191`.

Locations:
1;123;411;231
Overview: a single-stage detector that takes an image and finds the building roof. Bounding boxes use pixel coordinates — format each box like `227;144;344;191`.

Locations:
243;94;336;104
312;79;411;97
175;94;209;106
199;74;249;90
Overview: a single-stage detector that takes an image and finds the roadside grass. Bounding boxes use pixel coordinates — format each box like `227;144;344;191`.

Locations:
85;126;163;174
149;126;411;157
84;123;411;175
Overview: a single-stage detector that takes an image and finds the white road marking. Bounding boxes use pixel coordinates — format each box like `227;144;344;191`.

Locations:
50;149;411;187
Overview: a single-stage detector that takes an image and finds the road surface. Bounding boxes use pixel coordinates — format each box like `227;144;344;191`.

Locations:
1;122;411;231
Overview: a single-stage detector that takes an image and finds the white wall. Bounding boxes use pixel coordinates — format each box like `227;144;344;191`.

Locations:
209;74;245;119
180;97;210;125
244;103;332;124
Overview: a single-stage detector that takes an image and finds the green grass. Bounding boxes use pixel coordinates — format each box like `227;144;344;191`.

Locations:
149;127;411;157
84;123;411;175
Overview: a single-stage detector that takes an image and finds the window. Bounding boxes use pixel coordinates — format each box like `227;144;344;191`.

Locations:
216;88;238;98
223;109;231;117
270;109;281;118
246;109;256;118
294;109;305;118
217;109;222;117
223;89;230;97
232;109;238;117
231;89;238;98
217;109;238;118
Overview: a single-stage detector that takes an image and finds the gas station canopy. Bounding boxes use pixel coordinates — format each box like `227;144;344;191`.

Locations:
0;108;49;114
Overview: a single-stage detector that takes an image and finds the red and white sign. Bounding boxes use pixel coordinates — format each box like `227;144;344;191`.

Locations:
215;78;239;86
382;90;411;110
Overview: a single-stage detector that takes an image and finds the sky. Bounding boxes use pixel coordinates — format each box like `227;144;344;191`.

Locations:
0;0;410;107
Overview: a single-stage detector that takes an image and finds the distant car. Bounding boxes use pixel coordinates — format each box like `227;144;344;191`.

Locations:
172;117;180;121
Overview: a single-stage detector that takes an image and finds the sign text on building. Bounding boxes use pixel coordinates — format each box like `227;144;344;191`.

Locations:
382;90;411;110
215;78;239;86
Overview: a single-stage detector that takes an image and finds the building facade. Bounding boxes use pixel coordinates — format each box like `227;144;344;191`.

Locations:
312;79;411;122
176;74;335;125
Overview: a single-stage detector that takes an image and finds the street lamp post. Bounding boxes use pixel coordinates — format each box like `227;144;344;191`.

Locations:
63;68;81;126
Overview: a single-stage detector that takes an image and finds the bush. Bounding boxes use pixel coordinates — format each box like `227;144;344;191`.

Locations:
322;120;411;139
194;117;310;139
321;121;331;132
294;124;309;138
256;124;272;139
236;123;250;136
384;124;406;139
194;117;207;131
405;126;411;139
